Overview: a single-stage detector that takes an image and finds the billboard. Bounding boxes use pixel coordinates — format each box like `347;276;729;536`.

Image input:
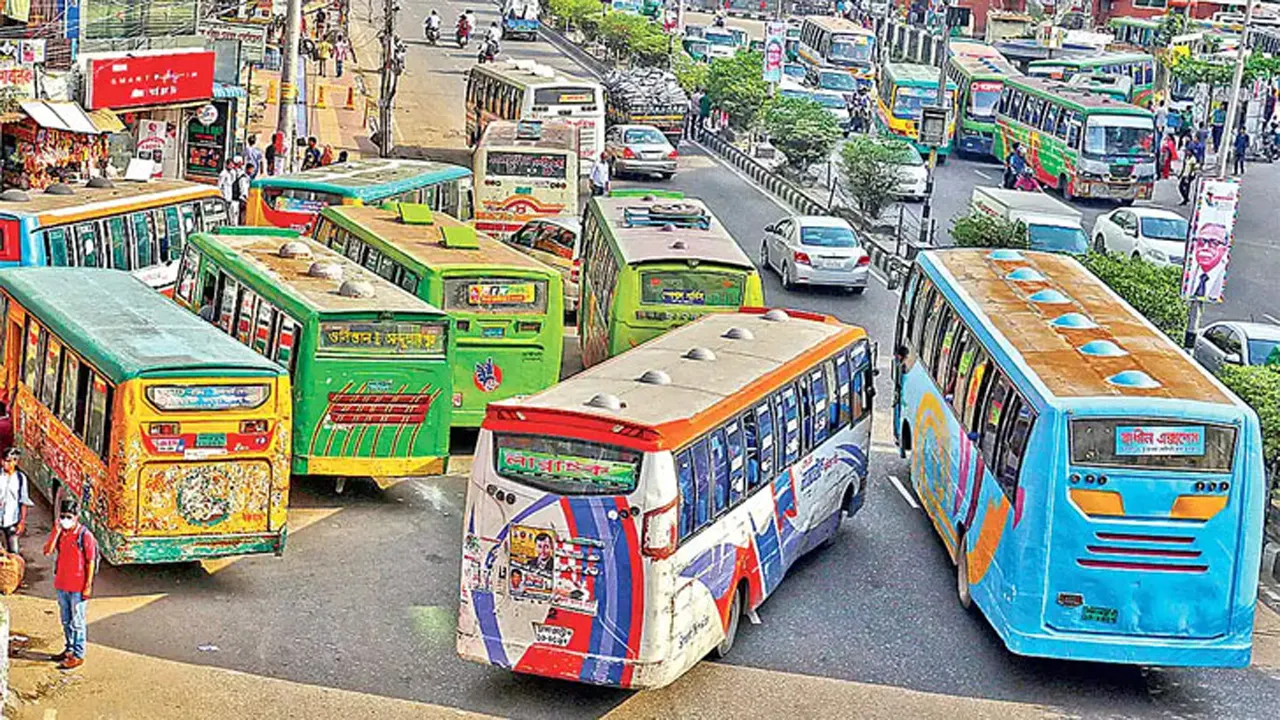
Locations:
1180;178;1241;303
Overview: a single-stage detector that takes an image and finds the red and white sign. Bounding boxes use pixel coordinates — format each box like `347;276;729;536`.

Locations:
85;51;215;111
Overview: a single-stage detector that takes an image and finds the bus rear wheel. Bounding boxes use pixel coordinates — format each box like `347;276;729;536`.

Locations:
713;583;745;659
956;536;973;610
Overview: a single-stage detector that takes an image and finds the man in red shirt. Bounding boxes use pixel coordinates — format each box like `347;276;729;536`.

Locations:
42;498;97;670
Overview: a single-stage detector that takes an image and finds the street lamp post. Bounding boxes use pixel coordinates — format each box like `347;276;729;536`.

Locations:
917;5;951;249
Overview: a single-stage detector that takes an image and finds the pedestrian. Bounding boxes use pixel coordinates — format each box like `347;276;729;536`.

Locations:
316;36;332;77
269;131;286;175
302;137;322;170
1155;102;1168;137
1233;126;1250;175
217;157;238;203
1178;151;1200;206
314;7;327;39
1186;132;1206;165
1159;133;1178;180
238;164;253;221
1211;102;1227;153
337;150;349;163
320;145;335;166
333;35;350;78
43;498;97;671
0;448;32;554
589;152;610;196
245;134;265;180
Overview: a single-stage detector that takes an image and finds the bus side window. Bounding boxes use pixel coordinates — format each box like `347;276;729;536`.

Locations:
86;374;112;459
755;401;775;483
131;212;153;269
75;223;101;268
44;228;70;266
1066;112;1082;149
780;386;800;466
946;326;974;410
58;353;80;429
725;419;745;506
934;311;961;391
811;368;829;446
398;269;420;295
741;411;760;490
164;206;184;260
152;209;169;263
824;358;839;433
1041;106;1060;134
675;449;696;541
174;245;201;305
1054;109;1069;140
709;428;730;518
996;396;1035;500
916;288;945;366
852;343;870;421
998;86;1011;115
835;352;852;427
253;302;276;355
216;274;239;335
797;373;813;454
21;318;39;389
106;216;130;270
236;290;259;346
961;348;993;431
690;437;712;532
979;372;1012;465
859;347;874;422
40;338;63;409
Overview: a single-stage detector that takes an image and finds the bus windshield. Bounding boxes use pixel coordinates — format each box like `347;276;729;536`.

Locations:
317;320;448;357
893;86;944;119
443;277;550;315
705;30;736;46
640;269;744;307
1070;419;1236;473
1084;115;1155;159
494;433;642;495
1027;225;1088;255
830;34;873;65
818;71;857;92
969;81;1002;118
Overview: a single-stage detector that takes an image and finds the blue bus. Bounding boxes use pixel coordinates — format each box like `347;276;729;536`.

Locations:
892;248;1265;667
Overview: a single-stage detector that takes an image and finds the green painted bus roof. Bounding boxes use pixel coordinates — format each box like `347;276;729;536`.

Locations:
0;267;284;383
321;205;558;277
190;229;447;317
883;62;958;89
1003;76;1153;114
1029;52;1153;69
589;196;755;269
248;159;471;202
1108;17;1160;29
950;54;1020;79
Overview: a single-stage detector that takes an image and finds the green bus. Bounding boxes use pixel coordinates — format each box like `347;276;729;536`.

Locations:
1027;52;1155;107
1107;17;1161;51
946;53;1021;159
875;63;958;158
311;203;564;428
173;227;455;491
993;76;1156;204
578;195;764;368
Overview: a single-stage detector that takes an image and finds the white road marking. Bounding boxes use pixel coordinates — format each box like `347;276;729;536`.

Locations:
888;475;920;510
973;169;992;180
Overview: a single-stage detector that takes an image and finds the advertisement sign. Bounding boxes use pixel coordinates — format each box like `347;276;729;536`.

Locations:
1181;178;1240;303
497;447;637;489
467;282;537;306
85;51;216;110
0;39;38;95
318;321;446;355
1115;426;1206;457
763;21;786;84
136;119;168;179
186;100;231;180
198;19;268;64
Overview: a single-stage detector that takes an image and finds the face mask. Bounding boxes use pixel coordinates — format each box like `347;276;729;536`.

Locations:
59;518;75;530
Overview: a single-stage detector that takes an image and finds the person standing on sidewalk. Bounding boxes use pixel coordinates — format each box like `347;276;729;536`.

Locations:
334;35;350;78
0;448;32;554
316;36;333;78
1233;126;1250;175
303;137;322;170
1178;151;1200;206
43;498;98;671
589;152;610;197
218;158;238;203
245;135;265;180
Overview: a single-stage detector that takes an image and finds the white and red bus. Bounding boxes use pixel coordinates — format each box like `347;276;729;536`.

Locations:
457;308;875;688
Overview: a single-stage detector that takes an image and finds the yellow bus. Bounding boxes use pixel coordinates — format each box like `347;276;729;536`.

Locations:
473;119;580;239
0;268;292;564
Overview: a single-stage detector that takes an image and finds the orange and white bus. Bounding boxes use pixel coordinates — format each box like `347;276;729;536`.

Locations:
457;308;875;688
473;119;580;239
0;177;230;293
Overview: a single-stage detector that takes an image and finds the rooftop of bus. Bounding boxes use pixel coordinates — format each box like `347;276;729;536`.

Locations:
590;195;755;270
801;15;874;34
489;309;864;446
1030;52;1153;67
1003;76;1151;113
925;249;1231;405
478;119;577;150
470;58;596;90
322;204;556;274
195;227;447;316
948;40;1007;59
0;267;285;383
950;54;1020;78
248;159;471;202
883;62;957;87
0;178;219;222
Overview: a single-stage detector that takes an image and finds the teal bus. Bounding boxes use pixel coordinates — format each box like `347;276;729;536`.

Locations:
1027;53;1156;108
875;63;958;158
893;248;1265;667
946;53;1021;158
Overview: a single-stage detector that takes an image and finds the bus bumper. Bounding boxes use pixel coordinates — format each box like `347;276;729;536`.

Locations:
1002;625;1252;668
457;631;668;689
294;455;448;478
102;529;288;564
1071;180;1153;201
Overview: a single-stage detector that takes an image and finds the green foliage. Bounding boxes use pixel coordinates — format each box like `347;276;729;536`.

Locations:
597;12;669;65
1169;52;1280;89
1078;252;1189;340
950;212;1029;250
547;0;604;37
762;97;842;171
672;52;709;93
705;51;770;131
1217;364;1280;463
1154;13;1188;49
837;136;905;219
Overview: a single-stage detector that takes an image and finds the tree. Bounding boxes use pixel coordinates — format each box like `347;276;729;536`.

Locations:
950;212;1029;249
547;0;604;37
705;51;770;131
762;97;842;172
1079;252;1188;340
672;52;708;94
837;136;904;220
1154;12;1188;50
1218;365;1280;464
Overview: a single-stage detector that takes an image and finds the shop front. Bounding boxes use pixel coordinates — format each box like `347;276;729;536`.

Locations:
1;101;113;191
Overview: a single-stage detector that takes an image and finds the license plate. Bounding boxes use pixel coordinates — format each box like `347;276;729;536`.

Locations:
196;433;226;448
482;326;506;338
817;258;848;270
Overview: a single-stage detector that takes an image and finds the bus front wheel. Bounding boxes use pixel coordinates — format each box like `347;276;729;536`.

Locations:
956;535;973;610
713;581;746;659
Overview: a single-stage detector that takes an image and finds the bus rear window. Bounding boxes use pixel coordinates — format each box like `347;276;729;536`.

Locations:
533;87;596;105
443;277;549;315
146;384;271;411
318;320;447;357
494;434;641;495
485;151;568;179
1070;419;1236;473
265;187;346;213
640;270;743;307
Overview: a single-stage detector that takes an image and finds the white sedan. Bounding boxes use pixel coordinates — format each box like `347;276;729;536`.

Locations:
759;215;870;293
1090;207;1189;267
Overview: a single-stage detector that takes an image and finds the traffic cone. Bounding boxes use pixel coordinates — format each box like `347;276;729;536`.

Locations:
315;84;327;109
344;86;356;111
266;79;278;104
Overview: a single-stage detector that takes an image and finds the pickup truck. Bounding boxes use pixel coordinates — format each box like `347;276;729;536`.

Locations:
970;186;1088;255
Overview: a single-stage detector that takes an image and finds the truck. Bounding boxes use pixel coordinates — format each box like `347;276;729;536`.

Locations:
501;0;539;40
969;186;1088;255
603;69;689;147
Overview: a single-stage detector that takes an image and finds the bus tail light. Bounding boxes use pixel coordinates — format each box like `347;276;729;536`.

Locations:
793;251;811;266
240;420;269;434
517;321;541;333
149;422;180;436
621;147;637;159
571;258;581;283
642;498;678;560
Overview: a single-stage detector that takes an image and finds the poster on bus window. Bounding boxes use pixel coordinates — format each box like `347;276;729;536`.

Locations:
1181;178;1240;303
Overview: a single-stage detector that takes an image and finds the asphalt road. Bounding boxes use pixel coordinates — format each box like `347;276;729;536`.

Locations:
76;5;1280;720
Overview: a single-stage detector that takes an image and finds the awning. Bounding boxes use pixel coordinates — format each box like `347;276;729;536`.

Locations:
88;109;126;134
20;101;100;135
213;83;246;100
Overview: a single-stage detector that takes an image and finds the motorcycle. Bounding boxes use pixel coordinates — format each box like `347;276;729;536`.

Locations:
478;37;500;64
456;20;472;48
425;21;440;45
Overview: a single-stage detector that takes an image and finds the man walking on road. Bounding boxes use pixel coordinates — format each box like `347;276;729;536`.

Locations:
1179;151;1200;206
1211;103;1227;153
1233;127;1250;175
589;152;610;196
316;36;333;77
245;135;265;180
44;498;97;671
0;448;32;554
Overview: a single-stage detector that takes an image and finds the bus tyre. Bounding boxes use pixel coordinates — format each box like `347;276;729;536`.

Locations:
957;536;973;610
1060;175;1074;202
713;584;745;659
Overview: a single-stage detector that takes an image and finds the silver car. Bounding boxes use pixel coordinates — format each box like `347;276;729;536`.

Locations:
1192;321;1280;374
605;124;677;180
759;215;869;293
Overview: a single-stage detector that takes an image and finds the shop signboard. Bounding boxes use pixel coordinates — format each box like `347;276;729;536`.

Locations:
0;39;39;96
186;100;232;180
198;19;267;64
85;51;216;111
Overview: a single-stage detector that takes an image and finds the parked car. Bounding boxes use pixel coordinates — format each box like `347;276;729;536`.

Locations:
759;215;869;293
888;142;928;201
809;69;858;96
1091;207;1189;267
605;124;678;179
506;216;581;312
1192;321;1280;374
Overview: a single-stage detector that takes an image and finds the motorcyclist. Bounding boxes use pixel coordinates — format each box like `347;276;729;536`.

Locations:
1014;165;1039;192
425;9;441;32
485;21;501;44
1004;143;1027;189
714;11;726;27
457;10;473;40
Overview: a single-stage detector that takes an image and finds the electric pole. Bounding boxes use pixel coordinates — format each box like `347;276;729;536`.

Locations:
378;0;399;157
276;0;303;172
918;4;951;248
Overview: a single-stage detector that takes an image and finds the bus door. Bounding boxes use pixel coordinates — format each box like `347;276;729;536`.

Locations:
465;431;648;683
1046;418;1241;639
